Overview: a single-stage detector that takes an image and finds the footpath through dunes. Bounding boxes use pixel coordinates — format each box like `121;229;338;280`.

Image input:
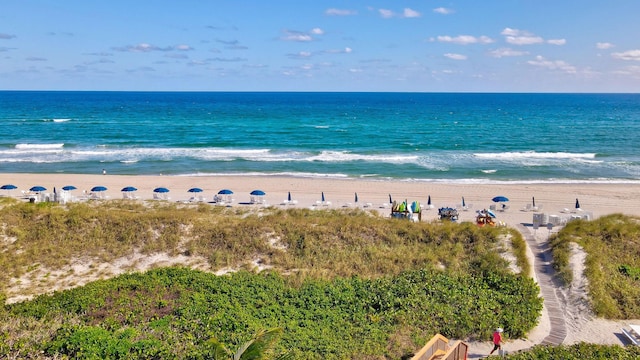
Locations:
516;224;567;346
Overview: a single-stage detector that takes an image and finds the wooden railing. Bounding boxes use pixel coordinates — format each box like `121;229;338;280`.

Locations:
410;334;468;360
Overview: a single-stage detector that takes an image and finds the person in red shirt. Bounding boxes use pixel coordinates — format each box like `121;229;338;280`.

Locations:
489;327;503;356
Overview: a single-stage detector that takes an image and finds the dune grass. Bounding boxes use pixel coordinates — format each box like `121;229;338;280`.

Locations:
550;214;640;318
0;199;543;358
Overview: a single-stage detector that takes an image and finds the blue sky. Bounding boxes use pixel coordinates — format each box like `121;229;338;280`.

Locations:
1;1;639;92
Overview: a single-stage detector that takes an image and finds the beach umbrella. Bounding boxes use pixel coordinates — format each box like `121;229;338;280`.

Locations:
1;184;17;196
30;185;47;192
575;198;580;209
62;185;77;191
91;186;107;192
532;196;536;207
153;187;170;193
218;189;233;195
250;190;266;196
492;195;509;202
321;192;325;202
188;187;203;193
121;186;138;192
354;192;358;203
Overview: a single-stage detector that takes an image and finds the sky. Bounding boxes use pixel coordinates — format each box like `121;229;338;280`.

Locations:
1;1;640;92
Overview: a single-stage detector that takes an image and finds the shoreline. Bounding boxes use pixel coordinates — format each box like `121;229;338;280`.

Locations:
2;173;640;221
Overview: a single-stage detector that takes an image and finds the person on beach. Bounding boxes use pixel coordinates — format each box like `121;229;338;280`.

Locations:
489;327;503;356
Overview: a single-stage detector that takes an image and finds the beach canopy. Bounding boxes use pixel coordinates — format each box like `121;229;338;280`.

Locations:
1;184;17;190
30;186;47;192
62;185;77;191
218;189;233;195
91;186;107;192
575;198;581;209
492;196;509;202
188;187;203;193
121;186;138;192
154;187;170;193
250;189;266;196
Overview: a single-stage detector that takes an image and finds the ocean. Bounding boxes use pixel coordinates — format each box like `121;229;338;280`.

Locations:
1;91;639;183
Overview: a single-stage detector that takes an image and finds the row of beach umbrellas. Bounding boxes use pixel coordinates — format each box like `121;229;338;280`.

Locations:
1;183;583;209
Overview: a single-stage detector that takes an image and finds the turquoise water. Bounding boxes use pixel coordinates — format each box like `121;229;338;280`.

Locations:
1;91;639;183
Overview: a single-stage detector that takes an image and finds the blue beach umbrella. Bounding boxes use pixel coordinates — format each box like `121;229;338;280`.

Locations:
492;196;509;203
153;187;170;193
1;184;17;190
121;186;138;192
218;189;233;195
30;186;47;192
62;185;77;191
91;186;107;192
188;187;203;193
250;190;266;196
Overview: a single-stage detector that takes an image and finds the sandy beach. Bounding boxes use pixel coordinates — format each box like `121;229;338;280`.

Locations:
2;172;640;357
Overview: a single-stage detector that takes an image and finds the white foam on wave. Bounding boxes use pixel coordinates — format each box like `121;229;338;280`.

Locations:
52;118;71;123
481;169;497;173
15;143;64;150
474;151;597;160
307;151;418;164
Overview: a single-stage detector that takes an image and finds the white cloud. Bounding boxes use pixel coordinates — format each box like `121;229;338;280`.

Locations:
527;55;576;73
175;44;194;51
325;8;357;16
379;9;394;18
378;8;420;18
501;28;544;45
311;28;324;35
489;48;529;58
113;43;189;52
281;30;313;42
611;50;640;61
547;39;566;46
403;8;421;18
433;7;454;15
596;42;614;50
444;53;467;60
436;35;494;45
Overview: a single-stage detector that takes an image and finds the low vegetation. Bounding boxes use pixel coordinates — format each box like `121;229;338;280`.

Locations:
0;198;542;358
506;342;640;359
550;214;640;318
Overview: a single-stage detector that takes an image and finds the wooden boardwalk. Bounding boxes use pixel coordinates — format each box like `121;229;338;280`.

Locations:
516;224;567;346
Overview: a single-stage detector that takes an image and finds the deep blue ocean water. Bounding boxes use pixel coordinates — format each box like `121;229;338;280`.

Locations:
1;91;639;183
